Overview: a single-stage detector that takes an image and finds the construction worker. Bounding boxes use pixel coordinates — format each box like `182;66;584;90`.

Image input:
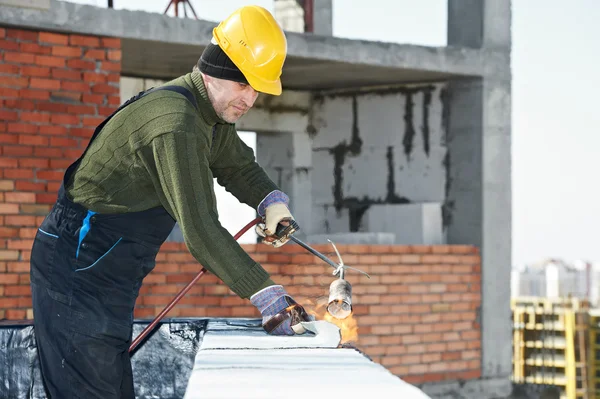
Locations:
30;5;311;399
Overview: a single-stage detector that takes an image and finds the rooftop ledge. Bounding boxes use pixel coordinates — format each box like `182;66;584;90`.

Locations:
0;0;493;91
1;318;432;399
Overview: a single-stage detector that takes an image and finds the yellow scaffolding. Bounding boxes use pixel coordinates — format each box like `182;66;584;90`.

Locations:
511;296;590;399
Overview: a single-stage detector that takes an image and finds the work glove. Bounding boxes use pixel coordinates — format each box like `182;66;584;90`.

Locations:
255;203;298;248
250;285;314;336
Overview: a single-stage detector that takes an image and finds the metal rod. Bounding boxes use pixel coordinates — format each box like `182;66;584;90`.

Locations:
129;216;262;353
289;235;339;271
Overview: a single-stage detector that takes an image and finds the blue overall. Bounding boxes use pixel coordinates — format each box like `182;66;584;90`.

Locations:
30;86;197;398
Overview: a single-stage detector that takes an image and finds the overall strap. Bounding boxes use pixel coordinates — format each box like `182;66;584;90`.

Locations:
63;85;198;186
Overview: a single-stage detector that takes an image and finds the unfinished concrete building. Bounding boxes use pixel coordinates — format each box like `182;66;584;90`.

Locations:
0;0;512;398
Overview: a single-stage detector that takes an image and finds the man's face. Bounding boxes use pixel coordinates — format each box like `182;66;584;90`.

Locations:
204;75;259;123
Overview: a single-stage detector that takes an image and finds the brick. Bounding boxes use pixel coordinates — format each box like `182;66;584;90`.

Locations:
36;193;58;204
5;215;36;226
20;112;51;123
20;42;52;55
5;285;31;296
4;168;34;179
4;99;35;110
70;35;100;47
4;51;35;64
5;309;26;320
91;83;119;94
63;148;82;158
19;89;50;100
51;69;82;81
0;227;18;237
39;125;67;136
37;102;68;113
61;80;90;93
19;135;49;146
101;61;121;72
0;249;19;259
83;72;107;84
107;96;120;106
66;59;96;70
0;110;18;121
380;254;403;264
451;245;477;254
30;77;61;90
51;45;82;58
51;114;79;125
107;73;120;83
0;157;18;168
0;76;29;88
0;64;19;74
20;298;33;308
5;192;36;203
50;137;78;147
107;50;121;61
67;104;96;115
0;28;4;38
6;260;29;273
20;65;51;77
35;55;66;68
83;49;105;60
39;32;69;45
0;87;19;98
0;180;15;191
101;37;121;48
7;29;38;42
36;170;63;181
82;116;104;127
0;296;18;308
0;39;19;51
82;94;104;105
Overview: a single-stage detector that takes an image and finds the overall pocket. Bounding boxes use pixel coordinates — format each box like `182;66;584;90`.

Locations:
30;212;62;289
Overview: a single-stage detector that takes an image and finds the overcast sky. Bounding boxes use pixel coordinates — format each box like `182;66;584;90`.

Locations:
63;0;600;267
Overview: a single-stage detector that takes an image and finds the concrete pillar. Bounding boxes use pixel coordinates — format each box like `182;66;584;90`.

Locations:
446;0;512;383
256;131;312;239
312;0;333;36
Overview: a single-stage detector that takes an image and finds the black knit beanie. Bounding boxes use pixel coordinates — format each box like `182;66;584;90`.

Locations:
198;42;249;84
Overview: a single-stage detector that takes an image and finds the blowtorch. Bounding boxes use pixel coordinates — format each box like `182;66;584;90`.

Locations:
129;217;369;353
274;221;370;320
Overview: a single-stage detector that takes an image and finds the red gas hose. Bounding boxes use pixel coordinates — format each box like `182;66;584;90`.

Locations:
129;216;262;353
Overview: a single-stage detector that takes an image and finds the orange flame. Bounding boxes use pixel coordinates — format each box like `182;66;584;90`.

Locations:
302;297;359;345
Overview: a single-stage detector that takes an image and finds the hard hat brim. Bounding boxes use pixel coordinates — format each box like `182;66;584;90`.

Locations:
244;73;282;96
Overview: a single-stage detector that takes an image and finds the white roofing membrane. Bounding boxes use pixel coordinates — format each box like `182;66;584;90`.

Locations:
184;319;432;399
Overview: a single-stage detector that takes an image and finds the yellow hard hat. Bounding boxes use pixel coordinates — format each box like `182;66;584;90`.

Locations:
212;5;287;96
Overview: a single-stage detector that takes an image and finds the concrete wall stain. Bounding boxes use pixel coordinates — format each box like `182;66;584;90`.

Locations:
385;146;411;204
440;86;454;228
402;90;416;160
422;87;432;157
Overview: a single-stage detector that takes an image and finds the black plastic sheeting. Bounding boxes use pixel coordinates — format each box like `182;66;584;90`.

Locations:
0;318;207;399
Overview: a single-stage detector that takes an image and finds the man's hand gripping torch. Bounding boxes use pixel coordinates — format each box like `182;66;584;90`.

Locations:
271;221;371;320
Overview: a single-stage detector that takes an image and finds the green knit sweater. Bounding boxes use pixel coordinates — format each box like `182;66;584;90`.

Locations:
66;71;279;299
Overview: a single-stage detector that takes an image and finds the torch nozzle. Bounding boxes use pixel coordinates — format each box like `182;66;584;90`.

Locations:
327;278;353;319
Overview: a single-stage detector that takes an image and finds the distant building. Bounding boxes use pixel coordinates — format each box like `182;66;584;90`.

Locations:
512;259;600;305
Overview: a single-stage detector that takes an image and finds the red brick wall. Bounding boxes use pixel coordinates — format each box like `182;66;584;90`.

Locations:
0;27;482;385
0;26;121;315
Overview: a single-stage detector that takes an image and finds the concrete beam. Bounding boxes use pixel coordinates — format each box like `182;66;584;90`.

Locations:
0;0;486;89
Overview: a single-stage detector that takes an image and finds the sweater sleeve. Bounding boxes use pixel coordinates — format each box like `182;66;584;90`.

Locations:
141;130;275;299
210;125;281;210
